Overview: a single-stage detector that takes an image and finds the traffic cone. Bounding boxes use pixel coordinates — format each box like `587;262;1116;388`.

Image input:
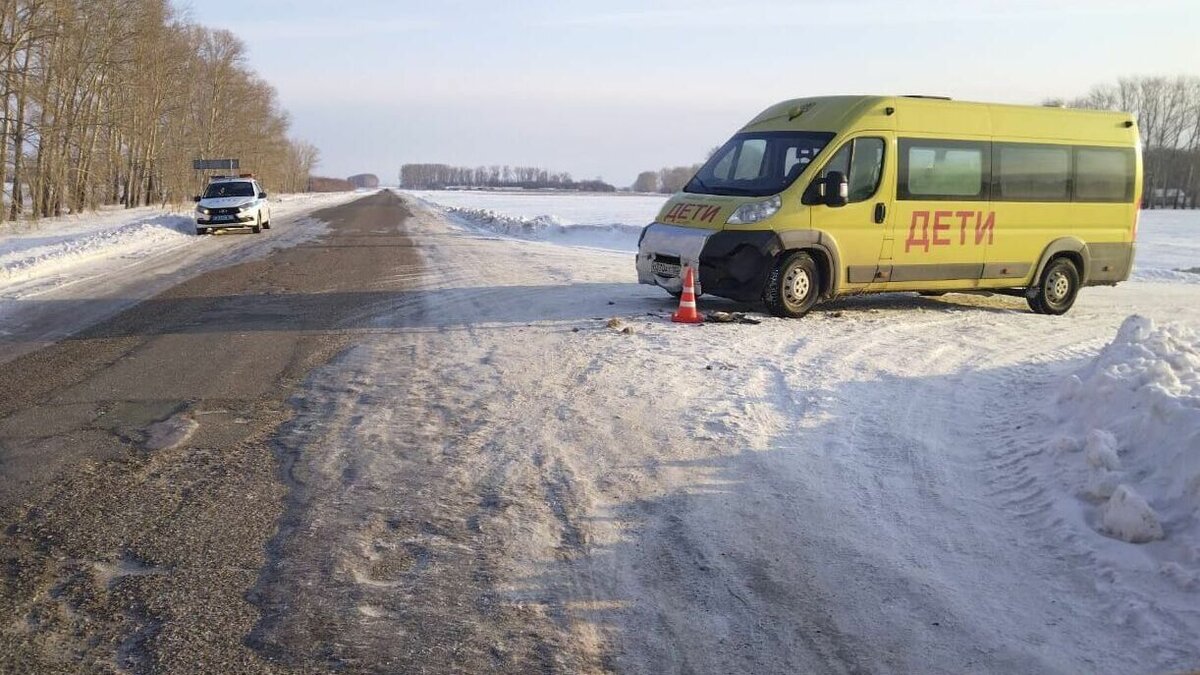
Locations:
672;266;704;324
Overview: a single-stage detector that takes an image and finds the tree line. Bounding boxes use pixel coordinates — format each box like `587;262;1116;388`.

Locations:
632;165;702;194
1049;75;1200;208
1;0;319;223
400;163;614;192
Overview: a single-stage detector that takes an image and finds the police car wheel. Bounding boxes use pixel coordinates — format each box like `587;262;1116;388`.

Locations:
764;251;820;318
1028;257;1079;315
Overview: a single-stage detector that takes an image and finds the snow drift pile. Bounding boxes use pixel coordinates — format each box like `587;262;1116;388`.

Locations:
1;215;195;285
1053;315;1198;563
441;206;641;251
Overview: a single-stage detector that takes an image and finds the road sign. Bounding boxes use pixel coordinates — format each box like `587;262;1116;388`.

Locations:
193;159;240;171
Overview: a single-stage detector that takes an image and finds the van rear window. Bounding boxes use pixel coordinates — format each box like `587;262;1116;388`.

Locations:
685;131;835;197
1075;147;1134;202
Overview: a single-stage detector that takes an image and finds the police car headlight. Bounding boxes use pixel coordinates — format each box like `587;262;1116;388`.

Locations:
726;195;781;225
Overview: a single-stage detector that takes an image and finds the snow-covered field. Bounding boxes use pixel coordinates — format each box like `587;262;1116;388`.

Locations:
1133;208;1200;282
0;191;368;362
409;189;1200;283
406;189;663;250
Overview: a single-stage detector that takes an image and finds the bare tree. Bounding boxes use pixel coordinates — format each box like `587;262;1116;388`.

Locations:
632;171;659;193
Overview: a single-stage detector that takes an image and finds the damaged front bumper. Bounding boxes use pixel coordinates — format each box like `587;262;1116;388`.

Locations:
636;223;783;303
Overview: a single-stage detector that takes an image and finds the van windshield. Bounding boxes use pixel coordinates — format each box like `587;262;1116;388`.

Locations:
685;131;835;197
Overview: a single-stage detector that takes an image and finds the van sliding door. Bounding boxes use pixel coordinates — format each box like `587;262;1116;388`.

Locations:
887;138;990;288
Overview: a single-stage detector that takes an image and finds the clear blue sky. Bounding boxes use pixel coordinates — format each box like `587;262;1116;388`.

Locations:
182;0;1200;186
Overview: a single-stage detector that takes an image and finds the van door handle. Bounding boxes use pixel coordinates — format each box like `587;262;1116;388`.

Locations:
874;202;886;224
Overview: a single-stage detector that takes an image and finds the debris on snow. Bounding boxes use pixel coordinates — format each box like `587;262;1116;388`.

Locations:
705;311;761;325
605;318;622;329
145;412;199;451
1099;485;1165;543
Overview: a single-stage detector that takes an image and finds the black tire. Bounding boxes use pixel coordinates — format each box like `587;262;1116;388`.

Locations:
251;217;262;234
262;212;271;229
196;227;208;236
1027;257;1080;315
764;251;821;318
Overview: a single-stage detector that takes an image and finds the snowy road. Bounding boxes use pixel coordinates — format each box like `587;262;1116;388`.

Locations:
1;191;1197;672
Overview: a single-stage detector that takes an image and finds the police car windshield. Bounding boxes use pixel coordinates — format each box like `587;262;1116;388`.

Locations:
685;131;835;197
203;181;255;198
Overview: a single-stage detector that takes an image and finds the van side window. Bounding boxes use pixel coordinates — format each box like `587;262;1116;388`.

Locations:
1075;147;1134;202
995;144;1070;201
848;138;884;202
804;137;884;204
899;139;989;201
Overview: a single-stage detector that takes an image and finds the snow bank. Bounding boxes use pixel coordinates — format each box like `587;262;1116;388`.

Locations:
1;215;196;285
1054;315;1199;550
440;206;643;251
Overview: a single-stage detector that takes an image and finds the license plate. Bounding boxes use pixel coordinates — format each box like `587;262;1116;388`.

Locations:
212;215;234;222
651;260;681;277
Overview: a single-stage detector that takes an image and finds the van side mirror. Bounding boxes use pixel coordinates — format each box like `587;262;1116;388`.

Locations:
819;171;849;207
193;195;201;202
258;192;267;199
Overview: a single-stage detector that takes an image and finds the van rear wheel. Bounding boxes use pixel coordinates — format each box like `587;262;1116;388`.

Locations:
1028;257;1080;315
764;251;820;318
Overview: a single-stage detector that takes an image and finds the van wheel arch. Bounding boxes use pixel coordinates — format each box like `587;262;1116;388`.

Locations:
1032;237;1089;287
1028;255;1081;315
798;246;834;299
770;243;836;300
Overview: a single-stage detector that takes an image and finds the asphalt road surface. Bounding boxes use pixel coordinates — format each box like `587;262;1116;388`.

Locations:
0;192;438;673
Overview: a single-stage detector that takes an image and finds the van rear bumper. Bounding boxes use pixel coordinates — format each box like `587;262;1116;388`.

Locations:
636;223;782;302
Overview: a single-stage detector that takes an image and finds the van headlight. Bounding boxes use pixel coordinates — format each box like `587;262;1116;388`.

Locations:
726;195;781;225
196;206;210;215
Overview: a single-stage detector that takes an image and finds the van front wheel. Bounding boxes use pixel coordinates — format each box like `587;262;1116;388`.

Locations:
1028;257;1080;315
764;251;820;318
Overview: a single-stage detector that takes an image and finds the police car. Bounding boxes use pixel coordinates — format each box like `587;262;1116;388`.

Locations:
194;175;272;235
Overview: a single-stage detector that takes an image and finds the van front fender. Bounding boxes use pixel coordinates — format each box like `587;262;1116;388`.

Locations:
777;230;842;297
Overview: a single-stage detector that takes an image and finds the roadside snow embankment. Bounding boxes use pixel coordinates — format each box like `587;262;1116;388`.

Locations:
440;206;642;251
1052;315;1199;573
0;215;195;285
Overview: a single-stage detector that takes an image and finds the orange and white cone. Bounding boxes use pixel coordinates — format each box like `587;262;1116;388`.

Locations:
672;266;704;324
